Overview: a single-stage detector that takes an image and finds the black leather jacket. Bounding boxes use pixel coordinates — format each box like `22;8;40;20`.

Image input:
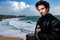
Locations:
35;13;60;40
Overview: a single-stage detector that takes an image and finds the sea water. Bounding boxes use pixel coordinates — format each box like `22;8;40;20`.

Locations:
0;16;60;40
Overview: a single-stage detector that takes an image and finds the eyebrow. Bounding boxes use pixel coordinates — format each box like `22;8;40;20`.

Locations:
41;8;44;10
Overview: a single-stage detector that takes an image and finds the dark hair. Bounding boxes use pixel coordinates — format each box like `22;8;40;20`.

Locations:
35;1;50;9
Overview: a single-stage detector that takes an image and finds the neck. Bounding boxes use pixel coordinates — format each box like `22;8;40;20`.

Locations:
42;13;48;16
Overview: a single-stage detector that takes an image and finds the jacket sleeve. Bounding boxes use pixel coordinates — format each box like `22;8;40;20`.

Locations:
35;18;41;30
38;20;60;40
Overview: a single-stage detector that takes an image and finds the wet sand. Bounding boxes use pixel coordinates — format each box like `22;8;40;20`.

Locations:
0;35;23;40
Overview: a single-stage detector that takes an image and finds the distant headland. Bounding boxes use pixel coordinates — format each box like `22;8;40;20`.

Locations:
0;14;26;21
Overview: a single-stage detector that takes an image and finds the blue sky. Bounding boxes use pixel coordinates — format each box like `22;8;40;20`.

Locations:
0;0;60;16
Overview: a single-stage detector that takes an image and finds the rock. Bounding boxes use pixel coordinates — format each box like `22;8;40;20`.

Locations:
26;33;36;40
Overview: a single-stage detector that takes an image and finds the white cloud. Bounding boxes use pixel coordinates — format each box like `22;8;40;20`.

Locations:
19;5;40;16
50;6;60;15
0;1;39;16
19;2;30;10
10;1;19;10
8;1;30;11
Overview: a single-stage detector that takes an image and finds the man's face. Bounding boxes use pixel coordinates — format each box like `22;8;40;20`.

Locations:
37;5;48;16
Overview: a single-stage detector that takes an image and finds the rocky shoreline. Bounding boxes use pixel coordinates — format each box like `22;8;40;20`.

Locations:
26;33;36;40
0;14;26;21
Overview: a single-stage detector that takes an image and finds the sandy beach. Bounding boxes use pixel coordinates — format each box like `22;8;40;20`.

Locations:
0;35;23;40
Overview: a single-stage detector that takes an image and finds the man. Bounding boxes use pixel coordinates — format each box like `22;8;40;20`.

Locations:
35;1;60;40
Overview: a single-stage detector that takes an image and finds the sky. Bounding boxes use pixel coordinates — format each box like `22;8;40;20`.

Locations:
0;0;60;16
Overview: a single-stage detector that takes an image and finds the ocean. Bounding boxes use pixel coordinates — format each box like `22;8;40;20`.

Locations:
0;15;60;40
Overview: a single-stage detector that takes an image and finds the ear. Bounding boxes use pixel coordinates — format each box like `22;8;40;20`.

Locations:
47;8;49;12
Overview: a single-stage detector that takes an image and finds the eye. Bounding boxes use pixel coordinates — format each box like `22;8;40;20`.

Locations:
38;9;41;11
38;10;40;11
